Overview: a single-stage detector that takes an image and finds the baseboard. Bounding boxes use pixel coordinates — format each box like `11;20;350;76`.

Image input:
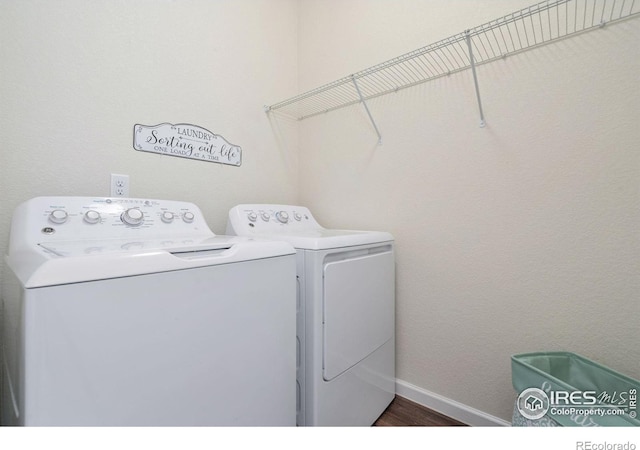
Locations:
395;379;511;427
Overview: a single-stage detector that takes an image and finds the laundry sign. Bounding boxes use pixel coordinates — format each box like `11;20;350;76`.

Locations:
133;123;242;166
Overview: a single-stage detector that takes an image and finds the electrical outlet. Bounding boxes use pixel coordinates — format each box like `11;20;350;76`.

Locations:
110;174;130;197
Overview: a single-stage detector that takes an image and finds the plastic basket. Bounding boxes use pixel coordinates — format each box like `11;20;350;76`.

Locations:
511;351;639;427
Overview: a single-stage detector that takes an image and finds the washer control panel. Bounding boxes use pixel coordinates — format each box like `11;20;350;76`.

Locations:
227;204;322;234
12;197;212;244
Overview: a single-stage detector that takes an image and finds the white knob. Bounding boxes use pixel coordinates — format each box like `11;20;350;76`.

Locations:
276;211;289;223
161;211;174;223
121;208;144;226
260;212;271;221
247;212;258;222
49;209;68;224
83;210;101;224
182;212;195;223
293;212;302;221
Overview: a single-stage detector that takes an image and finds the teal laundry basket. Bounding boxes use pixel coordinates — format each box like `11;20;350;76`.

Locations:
511;352;639;427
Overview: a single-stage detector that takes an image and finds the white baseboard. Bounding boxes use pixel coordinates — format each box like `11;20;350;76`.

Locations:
395;379;511;427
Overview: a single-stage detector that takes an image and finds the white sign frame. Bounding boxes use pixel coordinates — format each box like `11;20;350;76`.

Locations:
133;123;242;166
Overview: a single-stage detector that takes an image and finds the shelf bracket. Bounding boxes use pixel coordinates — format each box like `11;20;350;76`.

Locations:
351;75;383;145
465;30;486;128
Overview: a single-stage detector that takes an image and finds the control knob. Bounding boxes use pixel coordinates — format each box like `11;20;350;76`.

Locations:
293;212;302;221
161;211;175;223
182;212;195;223
49;209;68;224
275;211;289;223
121;208;144;226
260;212;271;221
247;212;258;222
83;210;101;224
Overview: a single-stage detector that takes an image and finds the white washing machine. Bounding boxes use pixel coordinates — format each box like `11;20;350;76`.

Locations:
227;204;395;426
1;196;296;426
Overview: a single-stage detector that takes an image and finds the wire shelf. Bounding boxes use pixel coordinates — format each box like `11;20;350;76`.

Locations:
267;0;639;121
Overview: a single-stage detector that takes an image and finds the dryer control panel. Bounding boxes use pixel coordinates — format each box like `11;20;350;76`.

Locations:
9;196;213;251
227;204;393;251
227;204;323;234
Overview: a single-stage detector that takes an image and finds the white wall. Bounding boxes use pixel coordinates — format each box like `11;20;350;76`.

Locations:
0;0;299;238
296;0;640;421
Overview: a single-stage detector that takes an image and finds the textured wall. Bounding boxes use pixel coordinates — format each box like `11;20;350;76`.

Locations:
296;0;640;421
0;0;299;237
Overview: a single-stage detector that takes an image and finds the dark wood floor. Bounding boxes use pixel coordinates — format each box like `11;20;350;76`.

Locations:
373;396;467;426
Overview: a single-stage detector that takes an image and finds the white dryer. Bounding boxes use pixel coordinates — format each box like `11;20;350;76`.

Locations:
227;205;395;426
2;196;296;426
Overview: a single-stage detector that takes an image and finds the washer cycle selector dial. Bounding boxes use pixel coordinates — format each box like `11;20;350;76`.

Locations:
83;210;101;224
275;211;289;223
161;212;175;223
49;209;68;224
121;208;144;226
182;212;195;223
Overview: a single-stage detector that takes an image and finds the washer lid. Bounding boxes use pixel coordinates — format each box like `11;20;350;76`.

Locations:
36;237;233;258
8;236;295;288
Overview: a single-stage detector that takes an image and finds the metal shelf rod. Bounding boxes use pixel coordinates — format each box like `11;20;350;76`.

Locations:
351;75;383;145
465;30;486;128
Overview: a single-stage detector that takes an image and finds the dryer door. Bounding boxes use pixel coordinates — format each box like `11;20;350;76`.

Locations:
322;250;394;381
